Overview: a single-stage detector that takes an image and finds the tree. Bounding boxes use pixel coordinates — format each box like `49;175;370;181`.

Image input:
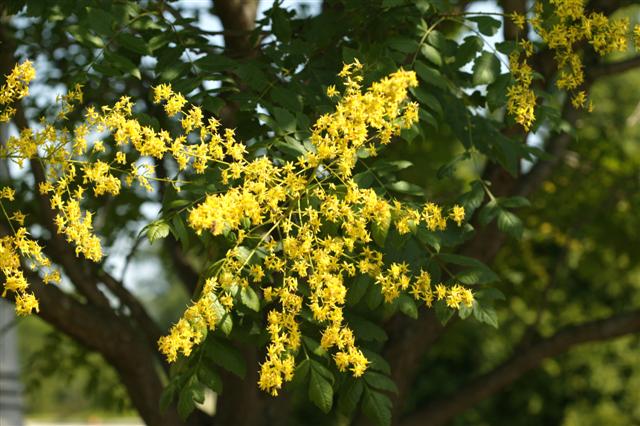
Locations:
1;1;639;425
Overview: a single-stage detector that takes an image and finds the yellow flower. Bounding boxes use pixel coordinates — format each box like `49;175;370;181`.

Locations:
450;205;465;226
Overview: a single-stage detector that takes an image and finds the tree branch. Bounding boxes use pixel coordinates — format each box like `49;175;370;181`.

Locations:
499;0;527;41
212;0;259;59
97;269;164;350
401;310;640;426
210;0;260;128
587;55;640;81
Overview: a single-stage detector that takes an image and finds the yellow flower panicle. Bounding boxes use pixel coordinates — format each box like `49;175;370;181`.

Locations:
0;188;60;316
0;63;233;313
1;60;473;396
157;64;472;396
0;60;35;123
507;1;631;130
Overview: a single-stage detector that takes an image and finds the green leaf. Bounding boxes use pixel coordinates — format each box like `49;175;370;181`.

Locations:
388;37;419;54
420;44;442;66
487;73;512;110
362;388;392;426
347;274;372;306
271;6;292;41
458;303;473;319
272;107;297;134
382;0;406;7
171;215;191;250
419;107;439;131
476;287;506;302
364;372;398;394
86;8;114;36
310;359;335;384
274;137;306;159
148;34;169;53
104;51;140;79
372;215;391;248
309;370;333;413
494;135;522;176
386;181;424;196
495;40;517;55
499;196;531;209
415;226;442;252
456;267;499;285
366;284;384;310
371;159;414;174
478;199;500;226
398;294;418;319
436;151;468;179
414;61;447;89
454;36;482;67
159;383;176;412
205;338;246;379
345;313;387;342
338;380;363;415
195;55;236;73
211;297;233;335
240;286;260;312
302;336;327;357
197;365;222;394
361;349;391;375
497;210;523;239
411;87;443;118
438;253;499;284
473;302;499;328
291;359;311;388
235;62;268;91
270;86;302;113
458;181;485;215
435;300;455;325
202;97;225;114
177;382;196;420
438;253;487;269
472;52;500;85
146;220;170;243
469;16;502;36
117;33;148;55
67;24;104;48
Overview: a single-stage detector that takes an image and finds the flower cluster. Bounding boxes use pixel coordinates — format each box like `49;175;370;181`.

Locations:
507;44;536;130
157;278;219;362
507;1;632;129
1;60;473;396
0;60;35;123
158;63;472;396
0;188;60;315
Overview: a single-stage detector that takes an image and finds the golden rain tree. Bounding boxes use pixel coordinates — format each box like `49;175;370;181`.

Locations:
1;0;640;425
